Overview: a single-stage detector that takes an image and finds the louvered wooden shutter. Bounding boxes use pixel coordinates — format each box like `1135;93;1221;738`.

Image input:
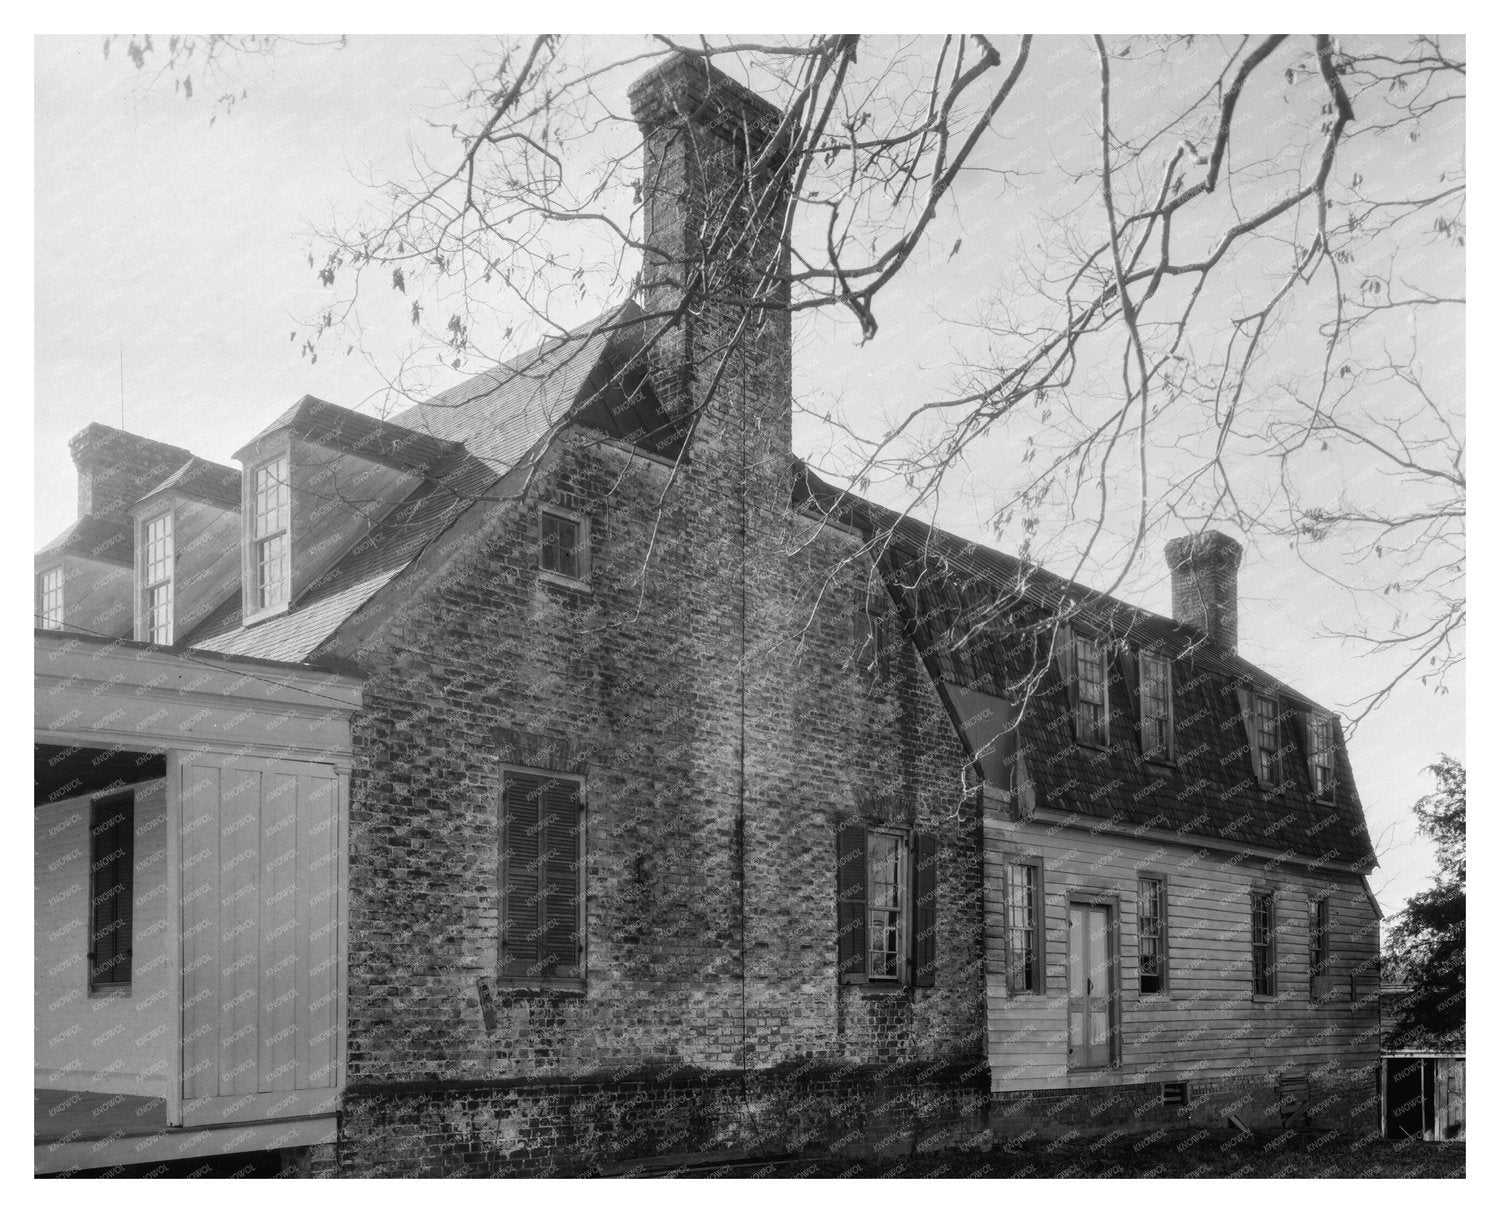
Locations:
89;795;134;989
540;778;583;980
912;832;938;988
501;772;544;979
1116;647;1140;748
835;821;867;983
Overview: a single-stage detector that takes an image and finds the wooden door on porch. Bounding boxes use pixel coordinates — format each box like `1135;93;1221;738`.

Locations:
1067;902;1117;1069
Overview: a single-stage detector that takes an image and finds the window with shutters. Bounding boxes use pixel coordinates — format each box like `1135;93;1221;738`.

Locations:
1251;890;1276;997
251;456;290;611
1075;637;1109;746
1006;859;1045;993
88;794;134;994
835;821;937;988
498;767;585;987
37;565;64;630
1139;652;1173;762
1138;875;1169;995
539;506;588;587
855;594;893;682
142;511;174;645
1309;895;1332;998
1308;712;1336;801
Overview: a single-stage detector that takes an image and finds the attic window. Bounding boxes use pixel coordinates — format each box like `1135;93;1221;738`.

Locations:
37;565;63;630
1308;712;1336;801
252;456;290;610
856;586;893;682
1075;637;1109;746
1139;652;1173;761
1162;1082;1189;1107
540;507;587;586
1253;693;1281;786
142;512;174;645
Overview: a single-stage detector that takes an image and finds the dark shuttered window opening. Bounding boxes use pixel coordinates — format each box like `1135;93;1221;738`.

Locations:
88;794;134;993
836;821;937;988
500;769;585;986
1138;875;1169;995
1309;895;1332;999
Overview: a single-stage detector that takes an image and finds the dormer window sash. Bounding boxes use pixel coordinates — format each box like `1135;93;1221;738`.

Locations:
252;456;291;611
37;565;64;630
1138;650;1174;762
1253;693;1281;787
142;511;174;645
1308;712;1337;802
1075;635;1109;747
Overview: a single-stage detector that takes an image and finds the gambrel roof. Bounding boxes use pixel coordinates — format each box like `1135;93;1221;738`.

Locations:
794;465;1377;871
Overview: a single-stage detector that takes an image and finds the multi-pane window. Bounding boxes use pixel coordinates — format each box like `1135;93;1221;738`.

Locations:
1007;861;1044;993
866;830;906;979
1253;694;1281;786
1075;637;1109;746
1139;652;1173;761
37;565;64;629
142;512;174;644
1308;712;1336;800
1251;890;1276;996
836;823;937;988
1138;876;1168;994
499;770;584;983
1309;896;1331;996
540;509;583;581
89;795;134;992
252;457;290;610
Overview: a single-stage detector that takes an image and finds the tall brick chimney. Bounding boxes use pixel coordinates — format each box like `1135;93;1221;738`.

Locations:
1165;531;1244;652
69;423;192;522
628;52;792;430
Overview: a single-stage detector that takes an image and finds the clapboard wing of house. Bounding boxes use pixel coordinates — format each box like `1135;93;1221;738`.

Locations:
34;50;1383;1177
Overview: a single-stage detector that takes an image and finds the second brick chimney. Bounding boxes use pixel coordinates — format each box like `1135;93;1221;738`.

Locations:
69;423;193;522
1165;531;1243;652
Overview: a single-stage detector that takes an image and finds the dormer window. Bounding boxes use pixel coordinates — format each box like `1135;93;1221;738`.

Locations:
1307;712;1336;801
37;566;64;629
252;456;291;610
1075;636;1109;746
142;512;174;645
1253;693;1281;787
539;506;588;587
1139;651;1173;762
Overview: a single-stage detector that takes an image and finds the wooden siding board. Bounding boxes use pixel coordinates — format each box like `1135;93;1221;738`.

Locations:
260;769;299;1093
220;768;261;1098
181;764;220;1104
303;772;338;1090
983;818;1380;1092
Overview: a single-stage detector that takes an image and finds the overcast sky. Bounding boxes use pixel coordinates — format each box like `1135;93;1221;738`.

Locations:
32;34;1464;913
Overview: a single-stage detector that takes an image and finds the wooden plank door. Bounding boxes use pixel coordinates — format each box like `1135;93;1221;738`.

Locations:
1068;902;1116;1069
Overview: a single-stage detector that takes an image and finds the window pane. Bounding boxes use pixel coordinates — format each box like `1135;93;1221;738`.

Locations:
1252;892;1275;995
541;512;580;579
1076;639;1107;745
865;832;905;980
253;457;290;538
147;583;173;645
1139;877;1163;994
38;566;64;629
1009;862;1039;991
257;533;289;608
1256;695;1279;783
1140;655;1171;760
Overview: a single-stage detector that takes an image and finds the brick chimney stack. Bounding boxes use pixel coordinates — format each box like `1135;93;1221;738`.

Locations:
1165;531;1244;653
628;52;792;426
69;423;192;521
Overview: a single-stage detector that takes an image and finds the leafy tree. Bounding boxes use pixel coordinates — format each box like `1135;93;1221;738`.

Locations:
1384;756;1464;1044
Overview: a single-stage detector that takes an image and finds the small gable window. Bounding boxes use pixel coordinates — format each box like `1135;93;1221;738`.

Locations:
252;456;291;611
1075;636;1109;746
1252;693;1281;787
1307;712;1336;801
1139;652;1173;762
142;512;174;645
855;584;893;682
540;507;587;585
836;821;937;988
37;565;64;630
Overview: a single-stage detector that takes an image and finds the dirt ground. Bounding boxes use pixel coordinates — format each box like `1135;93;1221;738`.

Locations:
678;1130;1466;1179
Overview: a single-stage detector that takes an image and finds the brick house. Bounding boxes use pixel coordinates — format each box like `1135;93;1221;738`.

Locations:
33;53;1382;1176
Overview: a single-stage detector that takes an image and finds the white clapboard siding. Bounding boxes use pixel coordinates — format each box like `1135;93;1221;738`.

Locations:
984;817;1379;1092
179;754;342;1125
